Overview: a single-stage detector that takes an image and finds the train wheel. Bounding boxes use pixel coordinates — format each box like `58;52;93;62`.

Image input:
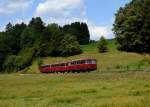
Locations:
77;70;80;73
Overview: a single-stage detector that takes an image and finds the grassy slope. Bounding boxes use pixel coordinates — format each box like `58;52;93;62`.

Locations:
26;39;150;73
0;72;150;107
0;39;150;107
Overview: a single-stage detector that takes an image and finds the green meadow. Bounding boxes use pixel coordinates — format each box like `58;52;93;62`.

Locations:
0;40;150;107
0;72;150;107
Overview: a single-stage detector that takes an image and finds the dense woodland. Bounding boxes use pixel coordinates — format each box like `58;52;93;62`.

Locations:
0;18;90;72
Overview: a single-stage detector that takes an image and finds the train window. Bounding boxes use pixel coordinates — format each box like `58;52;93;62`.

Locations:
85;60;96;64
75;61;77;64
71;62;73;65
92;60;96;64
60;63;64;66
89;60;92;64
78;61;80;64
80;60;85;64
76;61;78;64
42;65;50;68
53;65;56;67
87;60;91;64
83;60;85;64
71;61;76;65
85;60;87;64
64;63;66;66
68;62;71;66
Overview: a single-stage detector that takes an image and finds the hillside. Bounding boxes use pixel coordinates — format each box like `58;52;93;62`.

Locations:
25;39;150;74
0;39;150;107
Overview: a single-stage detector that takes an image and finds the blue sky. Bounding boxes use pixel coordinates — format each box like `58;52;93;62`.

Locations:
0;0;131;40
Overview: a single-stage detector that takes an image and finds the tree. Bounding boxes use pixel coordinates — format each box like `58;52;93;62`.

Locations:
0;32;12;70
0;17;89;72
35;26;52;56
97;36;108;53
48;23;64;56
28;17;45;33
5;22;13;32
20;27;34;48
6;23;26;54
63;22;90;45
113;0;150;53
59;34;82;57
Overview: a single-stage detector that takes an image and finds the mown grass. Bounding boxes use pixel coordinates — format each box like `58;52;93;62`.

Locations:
0;72;150;107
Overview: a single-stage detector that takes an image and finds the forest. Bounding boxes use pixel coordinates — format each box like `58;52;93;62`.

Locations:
0;18;90;72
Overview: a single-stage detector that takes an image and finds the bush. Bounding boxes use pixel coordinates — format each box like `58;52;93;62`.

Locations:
2;47;35;72
2;55;17;72
37;57;43;66
59;34;82;57
16;47;35;70
97;36;108;53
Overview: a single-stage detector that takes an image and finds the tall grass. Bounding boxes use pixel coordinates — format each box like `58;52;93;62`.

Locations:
0;72;150;107
1;39;150;107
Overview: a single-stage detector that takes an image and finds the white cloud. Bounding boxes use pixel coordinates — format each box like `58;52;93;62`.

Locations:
89;25;113;40
0;0;114;40
34;0;114;40
35;0;85;17
0;26;5;32
0;0;33;14
34;0;86;26
44;17;88;26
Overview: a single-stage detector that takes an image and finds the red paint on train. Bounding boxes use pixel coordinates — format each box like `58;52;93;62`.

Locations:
39;58;97;73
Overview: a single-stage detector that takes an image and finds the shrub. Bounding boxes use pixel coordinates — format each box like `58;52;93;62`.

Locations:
59;34;82;57
37;57;43;66
97;36;108;53
2;55;17;72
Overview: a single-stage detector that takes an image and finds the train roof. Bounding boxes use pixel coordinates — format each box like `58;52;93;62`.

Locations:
40;58;96;67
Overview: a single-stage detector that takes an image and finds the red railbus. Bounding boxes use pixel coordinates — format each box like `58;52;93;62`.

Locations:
39;59;97;73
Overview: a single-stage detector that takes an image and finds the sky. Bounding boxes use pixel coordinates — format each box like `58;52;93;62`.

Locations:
0;0;131;40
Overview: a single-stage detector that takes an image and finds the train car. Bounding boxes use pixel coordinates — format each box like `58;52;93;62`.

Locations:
39;58;97;73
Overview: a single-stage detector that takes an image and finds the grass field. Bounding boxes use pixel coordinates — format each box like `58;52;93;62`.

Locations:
0;39;150;107
0;72;150;107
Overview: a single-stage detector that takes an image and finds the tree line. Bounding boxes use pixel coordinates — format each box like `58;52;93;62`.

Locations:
0;17;90;72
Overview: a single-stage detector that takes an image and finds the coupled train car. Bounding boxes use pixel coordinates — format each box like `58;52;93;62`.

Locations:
39;59;97;73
